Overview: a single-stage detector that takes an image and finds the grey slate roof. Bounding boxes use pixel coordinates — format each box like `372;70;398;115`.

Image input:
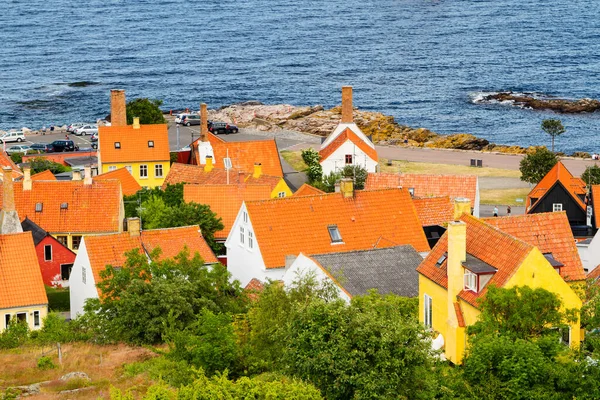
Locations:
21;217;48;246
311;245;424;298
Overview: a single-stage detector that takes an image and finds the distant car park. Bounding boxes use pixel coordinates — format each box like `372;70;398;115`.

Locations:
6;144;31;155
74;125;98;136
29;143;55;153
182;115;201;126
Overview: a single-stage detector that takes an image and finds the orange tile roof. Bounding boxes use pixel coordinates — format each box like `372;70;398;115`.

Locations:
0;232;48;308
413;196;453;227
417;214;534;308
31;170;57;181
319;128;379;162
0;151;23;179
0;180;123;233
193;133;284;177
526;162;586;210
85;225;218;295
365;173;478;205
454;302;466;327
587;266;600;281
292;184;325;197
163;163;281;191
94;167;142;196
184;184;273;239
99;124;170;164
23;151;97;167
483;212;586;282
245;188;430;269
592;185;600;227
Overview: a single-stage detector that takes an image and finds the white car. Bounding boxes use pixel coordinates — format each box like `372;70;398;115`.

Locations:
6;144;31;155
74;125;98;136
67;122;87;133
0;130;26;143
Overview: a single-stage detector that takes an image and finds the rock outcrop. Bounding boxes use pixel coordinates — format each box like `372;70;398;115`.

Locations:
480;92;600;113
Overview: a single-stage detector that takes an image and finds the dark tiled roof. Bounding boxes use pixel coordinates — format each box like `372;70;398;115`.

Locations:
21;217;48;246
311;245;423;298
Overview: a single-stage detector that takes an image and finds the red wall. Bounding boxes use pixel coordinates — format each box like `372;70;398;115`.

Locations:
35;236;76;287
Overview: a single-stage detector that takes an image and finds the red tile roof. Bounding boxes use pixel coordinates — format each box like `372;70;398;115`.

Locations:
31;170;56;181
292;184;325;197
587;266;600;281
365;173;478;205
85;225;218;295
193;134;284;177
417;214;534;308
163;163;281;191
0;151;23;179
245;188;430;269
0;232;48;308
592;185;600;227
184;184;273;239
23;152;97;167
454;302;466;327
0;180;123;233
483;212;586;282
413;196;453;227
99;124;170;163
319;128;379;162
526;162;586;211
94;167;142;196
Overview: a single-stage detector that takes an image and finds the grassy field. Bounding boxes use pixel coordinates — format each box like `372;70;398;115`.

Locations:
280;150;308;172
380;159;521;178
479;188;530;206
0;343;156;399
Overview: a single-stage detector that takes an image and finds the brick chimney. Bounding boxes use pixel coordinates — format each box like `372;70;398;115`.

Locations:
23;164;32;191
133;117;140;129
72;168;82;181
200;103;209;141
340;177;354;198
252;163;262;179
2;167;15;212
110;89;127;127
341;86;353;123
83;165;92;185
127;217;141;237
204;155;214;172
453;198;471;220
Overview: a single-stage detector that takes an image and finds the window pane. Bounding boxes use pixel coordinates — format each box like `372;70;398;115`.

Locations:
61;264;73;280
155;164;163;178
34;311;40;327
72;236;82;250
44;245;52;261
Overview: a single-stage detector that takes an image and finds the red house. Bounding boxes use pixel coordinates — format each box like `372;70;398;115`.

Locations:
21;217;76;287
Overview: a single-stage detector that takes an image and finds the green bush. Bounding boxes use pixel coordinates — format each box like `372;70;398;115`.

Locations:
37;355;56;370
301;148;320;165
45;286;70;311
0;320;29;349
124;357;198;387
10;153;22;164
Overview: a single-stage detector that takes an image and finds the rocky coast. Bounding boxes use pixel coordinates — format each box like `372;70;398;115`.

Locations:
477;92;600;114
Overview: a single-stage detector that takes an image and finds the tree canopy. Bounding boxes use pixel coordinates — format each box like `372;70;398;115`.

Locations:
519;147;558;184
582;165;600;186
126;98;166;125
541;119;566;152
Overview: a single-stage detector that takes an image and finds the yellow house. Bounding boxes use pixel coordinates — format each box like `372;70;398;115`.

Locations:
98;90;171;189
417;205;582;364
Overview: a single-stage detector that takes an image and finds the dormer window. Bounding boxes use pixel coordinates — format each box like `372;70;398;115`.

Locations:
544;253;564;274
408;188;415;197
148;140;154;148
435;252;447;267
114;142;121;149
35;202;43;212
328;225;343;243
60;202;68;210
464;270;478;292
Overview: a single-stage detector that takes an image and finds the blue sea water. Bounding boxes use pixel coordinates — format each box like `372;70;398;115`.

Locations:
0;0;599;153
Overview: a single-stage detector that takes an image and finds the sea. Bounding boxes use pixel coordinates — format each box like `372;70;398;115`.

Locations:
1;0;599;153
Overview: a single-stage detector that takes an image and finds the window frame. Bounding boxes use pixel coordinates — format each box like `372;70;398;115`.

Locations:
328;225;343;244
424;294;433;328
71;235;82;250
240;226;245;245
108;165;117;172
154;164;163;178
345;154;353;164
553;203;563;212
33;311;40;328
248;231;254;250
126;166;132;174
56;235;68;247
61;263;73;280
4;314;10;329
16;312;27;324
139;164;148;179
464;270;478;292
44;244;52;261
148;140;155;148
82;267;86;284
278;191;286;198
243;211;248;224
114;142;121;149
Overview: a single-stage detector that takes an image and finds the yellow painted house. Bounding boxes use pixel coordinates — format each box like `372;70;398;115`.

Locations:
417;208;582;364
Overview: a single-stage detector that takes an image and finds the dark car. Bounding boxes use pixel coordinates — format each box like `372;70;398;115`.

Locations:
29;143;55;153
208;121;238;135
50;140;77;152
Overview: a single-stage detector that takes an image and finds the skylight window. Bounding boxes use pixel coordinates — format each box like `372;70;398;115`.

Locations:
35;202;43;212
328;225;343;243
60;202;68;210
436;252;447;267
148;140;154;148
114;142;121;149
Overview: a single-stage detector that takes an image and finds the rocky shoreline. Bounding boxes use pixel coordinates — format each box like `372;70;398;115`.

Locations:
478;92;600;114
206;102;591;158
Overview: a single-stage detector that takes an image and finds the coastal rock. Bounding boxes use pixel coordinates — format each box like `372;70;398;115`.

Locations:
427;134;489;151
60;371;91;382
480;92;600;113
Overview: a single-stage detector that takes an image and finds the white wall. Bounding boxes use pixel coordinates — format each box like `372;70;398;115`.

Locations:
578;232;600;273
282;253;351;303
473;179;481;217
321;123;375;150
320;140;378;176
225;203;286;287
69;238;98;319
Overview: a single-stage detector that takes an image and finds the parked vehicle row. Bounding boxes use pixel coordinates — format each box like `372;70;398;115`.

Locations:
174;113;239;134
6;140;79;155
0;130;26;143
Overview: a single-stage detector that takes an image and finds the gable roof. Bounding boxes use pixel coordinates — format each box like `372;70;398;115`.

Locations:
417;214;534;308
526;162;586;211
0;232;48;308
184;184;273;239
592;185;600;227
310;245;423;298
413;196;453;227
292;183;326;197
319;127;379;163
85;225;218;295
21;217;48;246
482;212;586;282
31;170;57;181
98;124;170;163
0;151;23;179
163;163;281;191
94;167;142;196
321;122;374;149
245;188;430;269
0;180;123;233
193;133;284;177
365;173;478;205
588;266;600;281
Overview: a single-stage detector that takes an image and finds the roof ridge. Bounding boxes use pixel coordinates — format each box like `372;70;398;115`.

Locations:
460;214;534;251
309;244;415;258
141;225;201;233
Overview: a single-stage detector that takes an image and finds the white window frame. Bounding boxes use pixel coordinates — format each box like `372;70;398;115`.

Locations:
82;267;86;284
248;231;254;250
553;203;563;212
4;314;10;329
16;312;27;324
108;165;117;172
44;244;52;261
240;226;245;245
424;294;432;328
464;270;478;292
278;191;286;198
243;211;248;224
126;166;132;174
33;311;40;328
155;164;163;178
140;164;148;179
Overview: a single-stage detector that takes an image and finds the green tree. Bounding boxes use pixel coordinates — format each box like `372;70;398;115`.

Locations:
87;248;245;344
320;170;341;193
582;165;600;186
341;165;368;190
301;148;323;184
28;157;69;175
541;119;566;152
126;98;166;125
519;147;558;184
124;183;184;218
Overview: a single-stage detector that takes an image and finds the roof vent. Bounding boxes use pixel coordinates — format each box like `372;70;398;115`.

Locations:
60;202;68;210
148;140;154;148
114;142;121;149
35;202;43;212
436;252;448;267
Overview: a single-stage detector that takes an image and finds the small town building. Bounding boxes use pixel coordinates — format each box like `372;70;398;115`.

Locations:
292;183;325;197
413;196;454;248
93;167;142;196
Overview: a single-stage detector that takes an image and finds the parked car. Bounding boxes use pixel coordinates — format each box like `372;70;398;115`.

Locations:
208;121;239;134
50;140;77;152
29;143;55;153
6;144;31;155
0;130;26;143
175;113;196;124
90;133;98;142
74;125;98;136
182;115;201;126
67;122;87;133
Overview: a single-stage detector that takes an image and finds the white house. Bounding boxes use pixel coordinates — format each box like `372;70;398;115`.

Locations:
319;86;379;176
577;235;600;274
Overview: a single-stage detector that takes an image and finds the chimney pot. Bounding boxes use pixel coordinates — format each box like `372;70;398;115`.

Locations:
83;165;92;185
23;164;32;191
72;168;82;181
341;86;353;123
340;177;354;198
127;217;141;237
200;103;209;140
110;89;127;127
2;167;15;212
453;198;472;220
204;155;214;172
252;163;262;179
133;117;140;129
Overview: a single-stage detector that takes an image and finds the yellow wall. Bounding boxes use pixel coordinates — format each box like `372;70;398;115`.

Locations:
102;161;170;189
270;179;293;198
1;305;48;332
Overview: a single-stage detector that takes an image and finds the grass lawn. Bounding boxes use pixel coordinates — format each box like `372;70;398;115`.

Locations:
380;159;521;178
479;188;530;206
280;150;308;172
